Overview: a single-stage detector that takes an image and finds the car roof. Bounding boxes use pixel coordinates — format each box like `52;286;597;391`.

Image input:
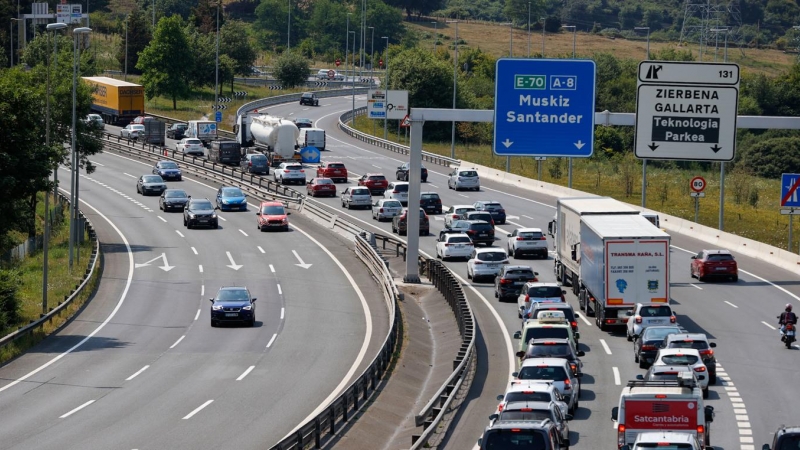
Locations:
420;191;439;196
529;338;572;347
636;302;672;307
519;357;571;368
657;348;702;356
390;181;409;185
474;247;507;254
648;365;694;374
664;333;709;342
324;161;345;164
444;232;470;238
702;249;732;254
635;431;697;444
525;282;561;288
365;172;385;176
259;200;284;206
506;380;557;391
451;204;475;209
503;400;553;410
464;220;491;225
503;265;534;271
517;227;544;233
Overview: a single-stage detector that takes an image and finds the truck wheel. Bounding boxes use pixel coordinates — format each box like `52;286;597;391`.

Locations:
578;290;585;311
596;306;606;330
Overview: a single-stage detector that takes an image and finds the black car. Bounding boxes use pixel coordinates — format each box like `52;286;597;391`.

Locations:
159;189;189;212
152;160;182;181
473;200;507;225
763;425;800;450
633;325;682;368
495;265;538;301
183;197;219;229
210;286;257;327
166;123;187;140
463;211;495;228
294;118;313;128
462;220;495;246
518;338;585;376
420;191;442;214
299;92;319;106
396;162;427;182
438;219;472;240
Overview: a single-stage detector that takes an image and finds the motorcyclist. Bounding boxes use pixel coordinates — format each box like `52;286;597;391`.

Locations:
778;304;798;336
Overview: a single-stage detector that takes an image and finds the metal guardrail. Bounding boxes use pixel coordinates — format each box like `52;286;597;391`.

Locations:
338;107;462;168
0;193;100;352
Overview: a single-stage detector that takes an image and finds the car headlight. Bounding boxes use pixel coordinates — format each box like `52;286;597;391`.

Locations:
222;199;229;204
281;218;288;223
211;213;217;218
188;213;196;218
211;305;223;310
242;305;252;311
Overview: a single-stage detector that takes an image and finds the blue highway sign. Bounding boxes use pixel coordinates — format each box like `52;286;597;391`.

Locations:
300;146;321;164
493;58;596;157
215;111;222;123
781;173;800;207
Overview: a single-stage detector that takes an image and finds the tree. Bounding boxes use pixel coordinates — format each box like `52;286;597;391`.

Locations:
116;6;152;75
185;26;216;89
190;0;221;34
505;0;544;26
220;19;257;77
745;136;800;178
137;15;193;109
254;0;293;51
386;0;446;19
272;51;310;88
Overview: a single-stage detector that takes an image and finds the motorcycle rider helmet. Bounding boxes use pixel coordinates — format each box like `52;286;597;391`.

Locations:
787;304;793;312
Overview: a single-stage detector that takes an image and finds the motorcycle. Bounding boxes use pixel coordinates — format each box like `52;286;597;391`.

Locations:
783;323;796;349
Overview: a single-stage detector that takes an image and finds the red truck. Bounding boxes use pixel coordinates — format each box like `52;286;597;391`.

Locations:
316;161;348;183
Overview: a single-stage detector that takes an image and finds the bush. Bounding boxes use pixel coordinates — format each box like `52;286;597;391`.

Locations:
0;269;21;332
272;51;311;88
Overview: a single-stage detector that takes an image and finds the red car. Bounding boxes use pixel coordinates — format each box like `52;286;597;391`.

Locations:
132;115;154;124
316;161;348;183
690;249;738;282
358;173;389;195
256;201;290;232
306;177;337;197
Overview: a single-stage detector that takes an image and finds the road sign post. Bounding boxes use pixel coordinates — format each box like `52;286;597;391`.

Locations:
780;173;800;253
215;111;222;123
493;58;596;157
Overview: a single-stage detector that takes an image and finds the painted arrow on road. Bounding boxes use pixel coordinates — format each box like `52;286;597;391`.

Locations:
292;250;312;269
134;253;175;272
226;251;243;270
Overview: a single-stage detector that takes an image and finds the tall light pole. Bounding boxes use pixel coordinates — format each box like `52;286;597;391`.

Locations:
382;36;389;140
214;1;220;112
562;25;576;57
152;0;155;27
286;0;291;50
124;16;128;81
432;21;438;53
350;30;356;124
509;21;514;56
360;0;366;77
369;26;374;82
634;26;650;59
527;3;531;57
69;27;92;270
447;20;459;159
45;22;67;315
540;17;546;56
561;25;577;186
10;18;22;67
635;26;650;207
345;13;352;84
711;27;729;62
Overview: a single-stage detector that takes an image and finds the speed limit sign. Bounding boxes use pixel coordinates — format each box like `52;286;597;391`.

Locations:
690;176;706;193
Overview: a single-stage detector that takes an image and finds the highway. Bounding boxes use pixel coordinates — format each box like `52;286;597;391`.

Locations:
0;113;389;449
261;94;800;449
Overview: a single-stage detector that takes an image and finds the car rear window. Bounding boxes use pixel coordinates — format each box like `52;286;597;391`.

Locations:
706;254;734;261
533;307;575;323
328;163;345;169
519;231;544;239
641;306;673;317
505;391;552;403
660;354;700;365
448;236;472;244
469;213;493;221
250;154;267;162
186;139;202;145
504;269;535;278
498;410;551;422
316;179;334;185
456;207;475;214
286;165;302;171
525;328;570;342
527;343;571;358
642;327;682;341
382;201;402;208
476;252;506;262
470;223;493;232
351;188;370;195
483;429;546;447
527;286;563;298
667;340;709;350
484;203;503;210
518;365;568;380
369;175;386;181
458;170;478;177
393;184;408;192
421;193;440;199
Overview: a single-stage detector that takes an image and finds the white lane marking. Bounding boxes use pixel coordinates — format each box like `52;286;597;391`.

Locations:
523;215;536;220
725;300;739;308
194;309;201;321
599;339;612;355
157;216;167;223
281;307;285;320
428;184;438;188
258;246;265;254
125;365;150;381
577;311;592;326
182;400;213;419
123;173;136;178
218;216;227;222
198;265;203;273
176;230;185;238
277;284;282;295
458;194;468;198
372;164;381;168
505;220;524;228
266;333;277;348
612;367;621;385
762;321;776;330
191;246;198;255
169;335;185;349
201;285;205;296
239;229;248;237
236;366;255;381
0;195;135;395
269;264;275;273
690;283;703;290
60;400;95;418
91;161;104;167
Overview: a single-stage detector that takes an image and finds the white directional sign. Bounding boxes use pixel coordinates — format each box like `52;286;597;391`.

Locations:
635;61;739;162
367;90;408;120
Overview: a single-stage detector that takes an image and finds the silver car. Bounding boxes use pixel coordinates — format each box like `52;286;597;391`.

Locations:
136;174;167;196
341;187;372;209
121;124;145;139
372;199;403;221
447;168;480;191
85;113;104;130
384;181;409;205
176;138;205;156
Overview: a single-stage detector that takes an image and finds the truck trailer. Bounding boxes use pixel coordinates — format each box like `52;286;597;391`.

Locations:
236;113;301;167
185;120;218;146
576;214;671;330
82;76;145;126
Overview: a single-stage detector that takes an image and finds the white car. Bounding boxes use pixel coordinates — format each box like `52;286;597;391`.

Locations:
652;348;710;395
629;431;702;450
274;162;307;185
85;113;104;130
443;204;477;227
467;248;509;282
512;358;581;415
436;233;474;261
517;282;565;315
372;199;403;221
341;187;372;209
447;167;480;191
384;181;409;205
626;302;676;341
497;380;570;419
120;123;145;139
176;138;205;156
507;227;549;259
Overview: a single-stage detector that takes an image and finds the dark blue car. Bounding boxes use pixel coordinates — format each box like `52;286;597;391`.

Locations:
210;286;257;327
216;186;248;211
473;201;507;225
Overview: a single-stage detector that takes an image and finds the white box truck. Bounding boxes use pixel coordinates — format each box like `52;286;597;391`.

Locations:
297;127;326;151
185;120;217;146
577;214;670;330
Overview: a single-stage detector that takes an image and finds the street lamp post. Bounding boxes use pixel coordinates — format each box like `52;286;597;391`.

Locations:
10;18;22;67
561;25;577;187
350;30;355;125
124;17;128;81
634;26;650;59
382;36;389;140
45;22;67;315
369;26;375;134
345;13;352;87
287;0;291;50
635;26;650;207
711;28;729;62
447;20;459;159
561;25;576;57
432;21;438;53
69;27;91;270
527;3;531;57
152;0;155;27
540;17;546;56
214;1;220;112
360;0;366;77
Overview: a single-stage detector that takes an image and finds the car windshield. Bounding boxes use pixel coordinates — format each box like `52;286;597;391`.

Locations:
159;162;178;169
504;391;552;403
393;184;409;192
222;188;243;197
186;139;201;145
447;236;472;244
527;286;563;298
668;340;709;350
165;190;187;198
316;179;334;185
459;170;478;177
483;430;546;447
641;306;672;316
525;328;570;342
286;165;302;171
505;269;535;278
498;410;552;422
262;205;285;215
527;343;571;358
250;155;267;162
519;231;544;239
192;201;213;210
518;365;568;381
143;176;162;183
382;201;402;208
477;252;506;262
660;354;700;365
777;435;800;450
368;175;386;181
328;163;345;168
706;253;734;261
215;289;250;301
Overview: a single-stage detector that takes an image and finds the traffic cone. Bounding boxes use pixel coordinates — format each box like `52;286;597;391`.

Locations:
163;147;168;157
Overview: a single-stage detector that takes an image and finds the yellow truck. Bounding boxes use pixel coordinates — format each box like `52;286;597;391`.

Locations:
82;76;145;126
